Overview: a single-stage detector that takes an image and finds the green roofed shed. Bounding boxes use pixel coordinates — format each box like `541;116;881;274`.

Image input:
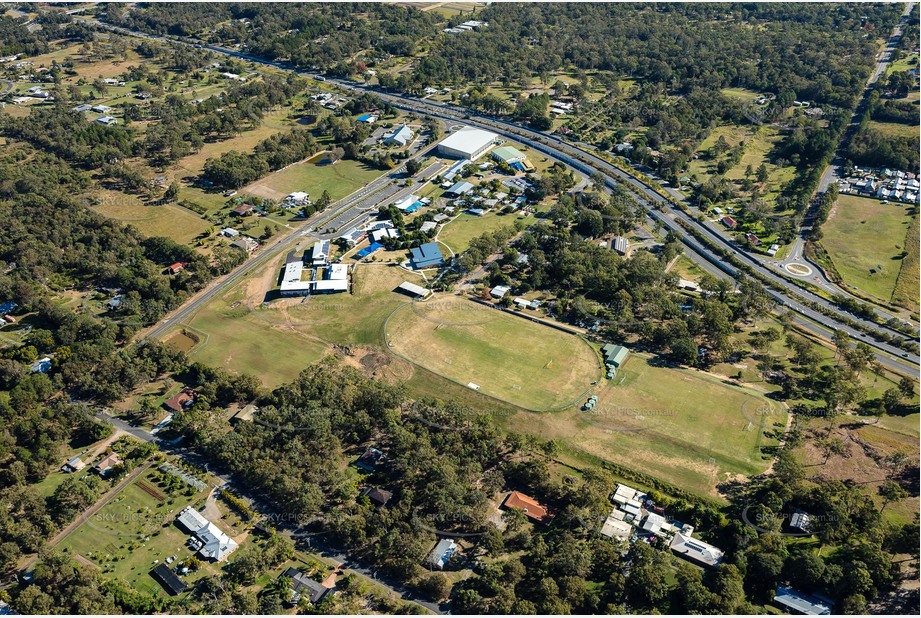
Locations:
491;146;527;164
603;344;630;368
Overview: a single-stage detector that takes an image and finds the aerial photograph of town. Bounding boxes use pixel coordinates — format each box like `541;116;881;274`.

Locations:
0;1;918;616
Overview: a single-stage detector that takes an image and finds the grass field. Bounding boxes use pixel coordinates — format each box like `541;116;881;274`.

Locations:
178;254;427;387
892;213;920;312
720;87;762;102
386;298;601;410
56;468;218;594
437;211;533;254
821;194;916;304
243;155;383;202
90;190;209;243
498;354;786;498
867;120;920;140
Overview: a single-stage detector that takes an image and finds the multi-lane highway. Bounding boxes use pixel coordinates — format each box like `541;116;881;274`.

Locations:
86;16;919;374
782;2;918;322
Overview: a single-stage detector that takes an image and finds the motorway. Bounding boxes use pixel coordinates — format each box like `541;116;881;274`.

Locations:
86;16;919;375
781;1;917;325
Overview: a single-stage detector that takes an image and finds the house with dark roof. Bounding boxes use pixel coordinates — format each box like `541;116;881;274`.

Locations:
282;567;330;606
501;491;554;524
410;242;444;270
356;447;384;471
231;203;254;217
362;487;393;507
151;563;188;596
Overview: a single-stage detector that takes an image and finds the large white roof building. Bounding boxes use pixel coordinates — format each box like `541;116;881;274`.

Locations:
438;126;498;161
176;506;238;562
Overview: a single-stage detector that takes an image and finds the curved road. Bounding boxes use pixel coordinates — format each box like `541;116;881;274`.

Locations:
87;19;919;374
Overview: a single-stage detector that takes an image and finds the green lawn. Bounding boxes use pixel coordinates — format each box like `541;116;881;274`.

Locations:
821;194;916;304
177;258;428;388
386;297;602;410
243;156;383;202
720;87;762;102
867;120;919;140
437;211;533;254
56;468;218;595
498;354;785;499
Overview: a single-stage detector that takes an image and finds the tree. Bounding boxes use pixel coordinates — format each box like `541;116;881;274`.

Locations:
756;163;769;183
897;376;915;400
405;158;423;176
164;182;180;202
878;480;907;513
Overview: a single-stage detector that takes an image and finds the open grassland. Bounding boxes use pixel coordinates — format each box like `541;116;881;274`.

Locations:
56;468;219;594
90;190;209;243
437;210;533;253
243;155;383;202
177;256;427;387
892;213;920;312
386;298;602;410
686;124;794;212
720;87;762;102
866;120;920;139
499;355;786;499
821;194;915;304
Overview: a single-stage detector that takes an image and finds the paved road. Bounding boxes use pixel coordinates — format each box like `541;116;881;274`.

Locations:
781;1;918;323
90;410;442;613
85;15;919;374
143;146;438;341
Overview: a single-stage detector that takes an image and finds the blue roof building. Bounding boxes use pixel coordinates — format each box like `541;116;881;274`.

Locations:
410;242;444;269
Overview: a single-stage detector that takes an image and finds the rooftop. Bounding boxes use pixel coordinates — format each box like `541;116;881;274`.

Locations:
502;491;554;523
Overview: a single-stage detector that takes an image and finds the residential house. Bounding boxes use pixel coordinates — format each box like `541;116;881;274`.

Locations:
282;567;330;606
356;447;384;471
426;539;458;570
168;262;187;275
490;285;511;299
176;506;239;561
720;216;738;229
773;586;832;615
220;227;240;238
231;203;254;217
164;387;196;412
669;532;724;568
502;491;554;524
94;453;123;477
611;236;629;255
362;487;393;507
790;510;811;533
231;236;260;252
95;116;118;126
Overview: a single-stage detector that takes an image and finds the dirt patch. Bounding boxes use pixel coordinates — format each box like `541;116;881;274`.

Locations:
164;329;200;354
800;422;916;488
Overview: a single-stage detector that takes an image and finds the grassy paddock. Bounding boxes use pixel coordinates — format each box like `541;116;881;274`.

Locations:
821;194;915;304
243;157;383;202
892;213;920;312
437;210;532;254
90;190;209;243
498;354;785;499
56;468;218;593
386;297;601;410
